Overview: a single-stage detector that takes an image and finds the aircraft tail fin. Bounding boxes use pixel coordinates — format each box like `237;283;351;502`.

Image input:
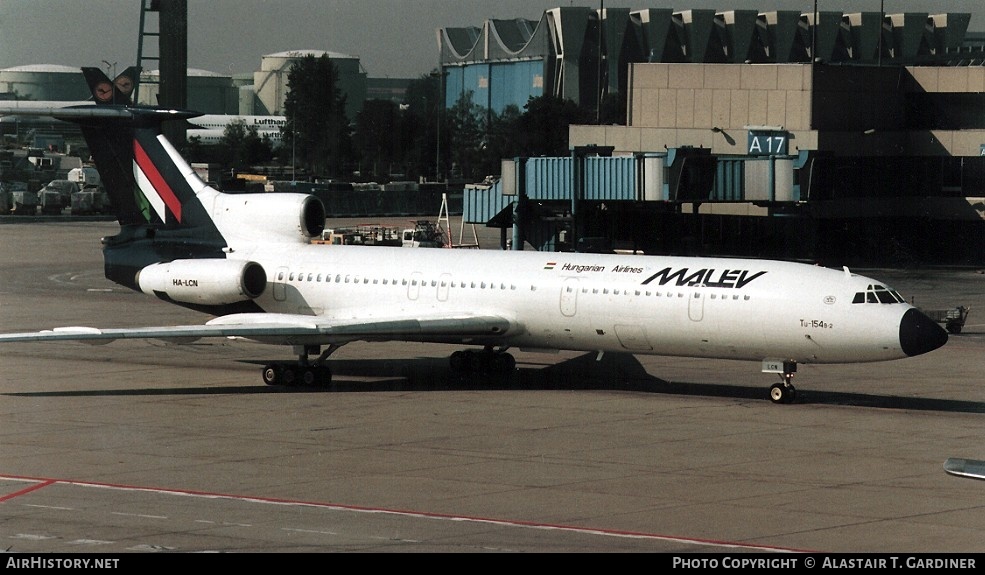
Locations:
81;66;141;106
72;67;214;230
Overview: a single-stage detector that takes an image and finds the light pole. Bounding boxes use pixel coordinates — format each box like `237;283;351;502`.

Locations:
430;69;446;181
597;0;604;125
878;0;884;66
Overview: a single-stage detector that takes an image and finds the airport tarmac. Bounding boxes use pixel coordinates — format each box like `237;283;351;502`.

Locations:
1;219;985;553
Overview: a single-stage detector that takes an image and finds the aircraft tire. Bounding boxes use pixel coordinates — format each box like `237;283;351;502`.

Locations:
769;383;787;404
301;368;317;386
262;364;280;386
492;353;516;373
769;383;796;404
450;351;468;372
281;366;298;386
469;351;490;373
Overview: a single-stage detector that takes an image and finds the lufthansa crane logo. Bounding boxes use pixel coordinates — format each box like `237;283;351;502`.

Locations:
115;75;134;96
94;81;114;102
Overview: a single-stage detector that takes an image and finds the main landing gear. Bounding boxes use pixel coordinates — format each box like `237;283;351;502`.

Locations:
768;361;798;404
261;344;342;387
449;346;516;374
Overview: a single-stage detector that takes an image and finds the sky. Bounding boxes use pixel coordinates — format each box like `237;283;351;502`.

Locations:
1;0;984;79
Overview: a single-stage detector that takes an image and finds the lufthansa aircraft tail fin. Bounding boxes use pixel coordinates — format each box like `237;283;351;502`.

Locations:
81;66;141;106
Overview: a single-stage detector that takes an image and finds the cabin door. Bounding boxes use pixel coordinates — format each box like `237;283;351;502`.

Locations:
559;277;578;317
273;267;288;301
688;289;705;322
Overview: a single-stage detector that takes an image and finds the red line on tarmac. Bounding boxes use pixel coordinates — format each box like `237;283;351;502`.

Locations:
0;473;810;552
0;479;56;502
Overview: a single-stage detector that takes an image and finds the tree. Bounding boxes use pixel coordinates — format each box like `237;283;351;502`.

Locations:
446;91;487;180
477;104;522;177
221;119;249;169
516;95;590;157
598;92;627;126
221;120;274;170
401;72;444;180
282;54;352;177
353;99;407;179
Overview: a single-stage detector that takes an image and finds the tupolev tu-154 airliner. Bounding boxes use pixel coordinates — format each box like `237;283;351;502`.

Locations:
0;68;948;403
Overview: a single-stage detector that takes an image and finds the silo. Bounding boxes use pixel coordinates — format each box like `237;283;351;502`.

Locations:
0;64;90;101
253;50;366;120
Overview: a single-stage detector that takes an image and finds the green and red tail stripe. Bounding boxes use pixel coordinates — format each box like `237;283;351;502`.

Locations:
133;136;184;224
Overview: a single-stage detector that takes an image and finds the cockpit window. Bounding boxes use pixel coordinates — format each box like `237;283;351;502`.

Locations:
853;284;906;304
876;290;896;304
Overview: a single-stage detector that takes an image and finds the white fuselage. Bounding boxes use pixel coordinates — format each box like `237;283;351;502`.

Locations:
185;115;285;146
232;241;911;365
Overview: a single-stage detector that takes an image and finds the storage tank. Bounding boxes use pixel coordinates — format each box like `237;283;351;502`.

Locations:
0;64;90;101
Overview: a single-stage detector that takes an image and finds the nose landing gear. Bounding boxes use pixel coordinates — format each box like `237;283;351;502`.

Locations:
765;360;798;404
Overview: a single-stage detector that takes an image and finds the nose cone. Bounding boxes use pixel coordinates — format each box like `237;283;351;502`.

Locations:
900;308;949;357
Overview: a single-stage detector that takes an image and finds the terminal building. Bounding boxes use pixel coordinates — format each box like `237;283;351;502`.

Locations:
442;7;985;265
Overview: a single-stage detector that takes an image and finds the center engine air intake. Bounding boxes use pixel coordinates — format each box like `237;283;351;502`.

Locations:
136;259;266;305
211;192;325;242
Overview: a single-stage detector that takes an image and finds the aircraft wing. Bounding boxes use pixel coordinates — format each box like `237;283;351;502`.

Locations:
0;312;516;346
944;458;985;480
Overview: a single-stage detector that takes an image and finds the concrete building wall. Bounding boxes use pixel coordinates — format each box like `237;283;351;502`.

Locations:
138;69;239;114
577;62;985;158
628;64;812;133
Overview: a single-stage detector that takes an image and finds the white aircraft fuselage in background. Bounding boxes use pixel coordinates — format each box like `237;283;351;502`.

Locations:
186;114;285;144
